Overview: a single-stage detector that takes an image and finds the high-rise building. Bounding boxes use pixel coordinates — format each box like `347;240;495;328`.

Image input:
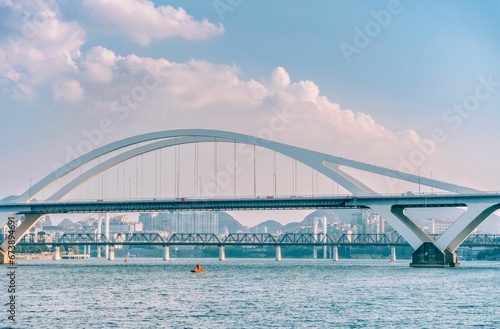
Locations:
351;210;385;234
431;218;453;234
139;213;155;231
138;211;219;234
102;215;143;234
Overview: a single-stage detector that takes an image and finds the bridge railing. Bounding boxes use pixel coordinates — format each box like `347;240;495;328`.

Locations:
10;232;500;247
13;233;408;246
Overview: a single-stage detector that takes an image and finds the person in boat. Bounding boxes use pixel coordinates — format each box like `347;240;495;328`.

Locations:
191;264;205;272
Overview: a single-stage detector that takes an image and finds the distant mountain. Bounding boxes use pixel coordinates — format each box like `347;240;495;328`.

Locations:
44;216;53;226
254;220;283;234
303;210;341;225
280;210;339;232
35;215;53;228
59;218;75;227
217;212;244;234
247;210;345;234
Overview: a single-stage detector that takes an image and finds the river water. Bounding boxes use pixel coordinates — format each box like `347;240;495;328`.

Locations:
2;258;499;328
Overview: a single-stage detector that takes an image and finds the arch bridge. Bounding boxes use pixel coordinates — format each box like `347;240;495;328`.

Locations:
1;129;499;267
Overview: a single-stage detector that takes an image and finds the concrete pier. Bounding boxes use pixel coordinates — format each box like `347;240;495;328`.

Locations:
410;242;459;268
97;214;102;259
275;245;282;261
333;246;339;261
105;213;110;259
163;246;170;261
108;246;115;261
390;246;397;262
53;246;61;261
219;246;226;261
322;217;327;259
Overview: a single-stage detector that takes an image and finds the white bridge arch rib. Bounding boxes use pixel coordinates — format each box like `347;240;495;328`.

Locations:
16;129;479;203
47;136;215;201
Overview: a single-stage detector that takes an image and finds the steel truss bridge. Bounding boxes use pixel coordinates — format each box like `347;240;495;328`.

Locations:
2;129;500;267
16;233;500;248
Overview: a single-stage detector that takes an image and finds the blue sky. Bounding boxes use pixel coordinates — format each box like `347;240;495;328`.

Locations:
1;0;500;225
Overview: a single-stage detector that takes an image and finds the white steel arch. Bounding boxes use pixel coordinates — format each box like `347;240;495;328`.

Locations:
16;129;479;203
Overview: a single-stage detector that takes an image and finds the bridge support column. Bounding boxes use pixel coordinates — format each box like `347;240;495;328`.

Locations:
108;246;115;261
97;214;102;259
0;251;7;265
53;246;61;261
410;243;459;268
163;246;170;261
0;214;44;264
83;245;87;255
219;246;226;261
390;246;396;262
275;245;282;261
333;246;339;262
105;214;110;260
323;246;327;259
313;247;317;259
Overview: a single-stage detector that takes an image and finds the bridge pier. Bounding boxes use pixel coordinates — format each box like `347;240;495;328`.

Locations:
105;214;110;259
323;246;327;259
219;246;226;261
108;246;115;261
0;251;7;265
163;246;170;261
390;246;396;262
313;247;317;259
53;246;61;261
97;246;101;259
0;214;44;264
410;243;459;268
333;246;339;261
275;245;282;261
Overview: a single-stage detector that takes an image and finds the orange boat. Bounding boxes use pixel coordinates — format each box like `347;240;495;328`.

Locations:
191;264;205;273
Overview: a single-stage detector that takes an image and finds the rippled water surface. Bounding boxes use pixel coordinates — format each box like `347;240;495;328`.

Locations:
2;258;499;328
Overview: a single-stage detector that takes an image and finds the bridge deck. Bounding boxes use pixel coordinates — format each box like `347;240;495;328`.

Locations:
5;192;499;214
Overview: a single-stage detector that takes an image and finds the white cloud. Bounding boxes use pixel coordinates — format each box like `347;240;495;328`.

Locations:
81;46;116;83
0;1;434;191
0;1;85;98
53;79;83;102
82;0;224;45
68;46;433;171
